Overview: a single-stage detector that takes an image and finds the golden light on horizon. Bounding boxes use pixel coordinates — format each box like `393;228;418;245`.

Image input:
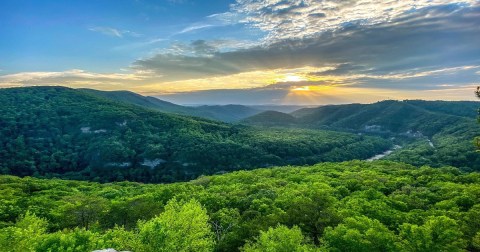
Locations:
282;74;307;82
136;66;337;93
292;86;311;91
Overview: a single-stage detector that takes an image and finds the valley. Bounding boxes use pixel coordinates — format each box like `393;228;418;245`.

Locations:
0;86;479;252
2;1;479;251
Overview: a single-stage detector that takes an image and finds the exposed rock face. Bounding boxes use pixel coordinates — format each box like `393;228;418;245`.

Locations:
141;158;166;168
92;249;131;252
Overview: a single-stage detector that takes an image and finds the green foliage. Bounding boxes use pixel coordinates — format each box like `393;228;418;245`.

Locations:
0;86;391;183
399;216;466;252
476;86;480;151
242;225;313;252
35;228;100;252
322;216;399;252
81;88;262;122
0;161;478;251
246;99;480;171
139;198;215;252
0;211;47;252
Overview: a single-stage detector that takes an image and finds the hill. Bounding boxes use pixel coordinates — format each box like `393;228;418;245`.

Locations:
81;89;261;122
2;161;480;251
194;104;262;122
291;100;471;135
0;86;391;182
244;100;480;170
241;110;297;125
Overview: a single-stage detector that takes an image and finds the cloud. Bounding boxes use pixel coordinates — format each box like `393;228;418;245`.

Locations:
178;24;215;34
0;69;155;90
177;12;241;34
3;1;479;104
154;39;260;57
132;4;480;84
233;0;479;42
89;26;141;38
113;38;167;51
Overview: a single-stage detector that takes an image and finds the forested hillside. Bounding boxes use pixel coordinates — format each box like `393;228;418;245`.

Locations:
81;89;262;122
0;87;390;183
244;100;480;171
1;161;480;251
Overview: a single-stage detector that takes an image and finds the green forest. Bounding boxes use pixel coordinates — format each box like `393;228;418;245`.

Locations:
0;87;390;183
244;100;480;171
2;161;480;251
0;86;479;251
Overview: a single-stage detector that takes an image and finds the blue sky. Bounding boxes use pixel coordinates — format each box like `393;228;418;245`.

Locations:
1;0;479;104
0;0;241;72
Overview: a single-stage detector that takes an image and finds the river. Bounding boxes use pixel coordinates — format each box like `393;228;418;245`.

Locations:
366;145;402;161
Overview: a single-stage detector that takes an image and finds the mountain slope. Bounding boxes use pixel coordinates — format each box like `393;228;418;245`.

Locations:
404;100;480;118
245;100;480;170
194;104;261;122
0;86;391;182
291;100;470;136
80;88;261;122
80;88;217;119
241;110;297;125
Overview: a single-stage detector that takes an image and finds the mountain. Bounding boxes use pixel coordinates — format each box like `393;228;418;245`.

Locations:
248;105;310;113
80;88;219;119
0;86;391;183
241;110;298;126
243;100;477;137
404;100;480;118
244;100;480;171
80;89;261;122
193;104;261;122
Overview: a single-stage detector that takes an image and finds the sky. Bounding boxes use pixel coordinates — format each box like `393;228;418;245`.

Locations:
0;0;479;105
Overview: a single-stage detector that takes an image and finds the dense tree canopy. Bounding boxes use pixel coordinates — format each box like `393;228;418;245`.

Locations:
476;86;480;151
1;161;480;251
244;99;480;171
0;87;391;183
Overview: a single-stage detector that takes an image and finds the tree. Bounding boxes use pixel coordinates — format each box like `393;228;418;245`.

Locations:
399;216;466;252
322;216;399;252
58;195;109;230
473;231;480;250
0;211;48;252
35;228;100;252
242;225;314;252
139;198;215;252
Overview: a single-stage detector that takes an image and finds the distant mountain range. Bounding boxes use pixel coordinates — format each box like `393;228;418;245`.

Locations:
1;86;478;182
80;89;305;122
244;100;479;132
243;100;480;170
0;86;390;183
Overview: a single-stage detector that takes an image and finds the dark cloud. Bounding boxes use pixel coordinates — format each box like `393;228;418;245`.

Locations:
133;4;480;83
190;40;218;56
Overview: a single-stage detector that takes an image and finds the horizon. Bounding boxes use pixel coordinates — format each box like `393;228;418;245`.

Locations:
1;0;479;105
3;85;480;106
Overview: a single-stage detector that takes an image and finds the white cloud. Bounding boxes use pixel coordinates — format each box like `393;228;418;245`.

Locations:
177;12;241;35
233;0;479;42
0;69;156;89
89;26;141;38
178;24;215;34
113;38;167;50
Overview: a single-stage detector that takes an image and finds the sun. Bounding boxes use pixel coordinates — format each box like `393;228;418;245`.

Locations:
283;74;306;82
